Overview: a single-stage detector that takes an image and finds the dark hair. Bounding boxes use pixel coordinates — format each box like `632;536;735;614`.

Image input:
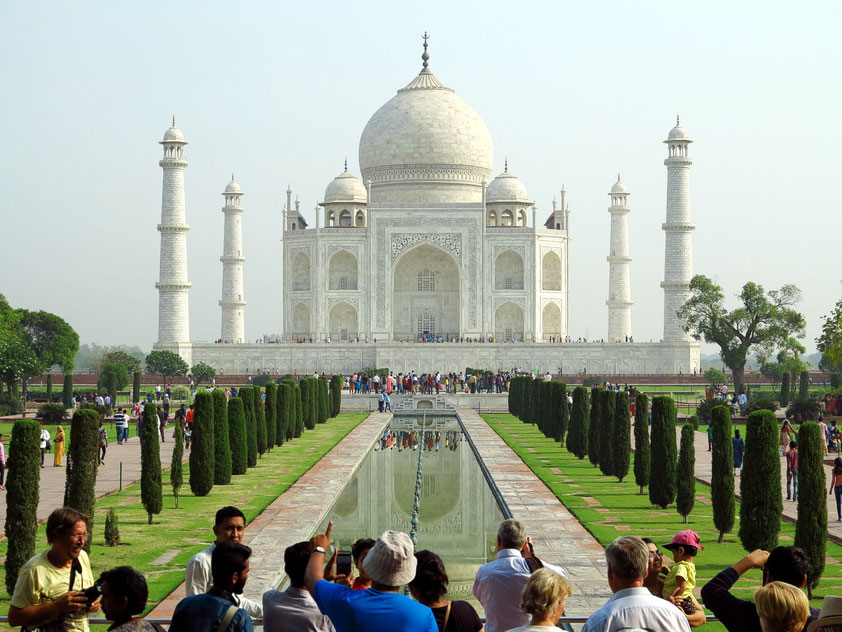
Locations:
766;546;808;587
283;542;311;587
352;538;376;564
735;429;741;438
834;458;842;476
214;506;245;526
665;543;698;557
789;441;796;449
211;541;251;587
408;550;448;602
641;537;654;545
99;566;148;615
46;507;88;544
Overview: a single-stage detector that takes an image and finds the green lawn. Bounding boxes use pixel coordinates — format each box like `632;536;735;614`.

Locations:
482;413;842;631
0;412;369;626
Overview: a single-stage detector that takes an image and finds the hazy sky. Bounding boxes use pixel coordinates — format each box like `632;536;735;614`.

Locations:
2;1;840;355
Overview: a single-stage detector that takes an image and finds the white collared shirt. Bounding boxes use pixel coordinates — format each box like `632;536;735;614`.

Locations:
185;543;263;618
263;586;335;632
581;587;691;632
472;549;567;632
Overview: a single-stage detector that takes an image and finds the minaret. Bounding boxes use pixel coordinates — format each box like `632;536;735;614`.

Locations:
607;175;633;342
156;118;191;344
219;175;246;343
661;116;695;342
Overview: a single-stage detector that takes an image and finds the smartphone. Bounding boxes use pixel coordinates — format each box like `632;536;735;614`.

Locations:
337;550;353;576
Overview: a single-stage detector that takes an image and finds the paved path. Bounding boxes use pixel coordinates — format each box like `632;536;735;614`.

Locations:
1;423;180;534
459;409;612;618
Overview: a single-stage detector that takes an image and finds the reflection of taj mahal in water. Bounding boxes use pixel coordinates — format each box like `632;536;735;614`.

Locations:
317;421;503;604
153;37;699;375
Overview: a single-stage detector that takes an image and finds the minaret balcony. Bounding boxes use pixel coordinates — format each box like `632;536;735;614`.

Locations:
220;255;246;264
155;282;192;291
661;222;695;231
663;157;693;167
219;300;247;308
660;281;690;290
606;255;632;264
157;224;190;233
159;158;188;168
606;300;634;307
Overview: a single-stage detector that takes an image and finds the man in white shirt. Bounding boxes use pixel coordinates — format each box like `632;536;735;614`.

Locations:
473;519;568;632
39;424;50;468
582;536;690;632
263;541;335;632
184;506;263;619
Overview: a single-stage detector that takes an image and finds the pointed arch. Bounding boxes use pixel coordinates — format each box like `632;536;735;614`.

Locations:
494;301;524;342
542;251;562;291
291;252;311;291
495;249;524;290
328;250;358;290
542;302;562;340
328;301;358;341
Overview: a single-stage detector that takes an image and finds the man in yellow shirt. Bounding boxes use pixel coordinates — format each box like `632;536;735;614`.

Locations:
9;507;101;632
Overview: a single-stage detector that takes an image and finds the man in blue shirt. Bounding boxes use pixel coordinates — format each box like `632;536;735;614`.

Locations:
305;522;436;632
170;541;253;632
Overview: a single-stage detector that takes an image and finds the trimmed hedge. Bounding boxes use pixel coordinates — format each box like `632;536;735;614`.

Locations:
676;423;696;522
212;390;232;485
265;382;277;450
255;387;268;457
4;420;40;593
739;410;782;551
614;391;631;483
62;371;73;407
329;375;342;417
567;386;589;459
293;382;304;438
170;419;184;507
227;396;248;475
140;403;163;524
318;377;329;424
649;396;677;510
189;391;215;496
240;387;258;467
795;421;826;596
633;393;650;494
598;389;616;477
588;387;603;468
711;405;735;542
63;408;100;545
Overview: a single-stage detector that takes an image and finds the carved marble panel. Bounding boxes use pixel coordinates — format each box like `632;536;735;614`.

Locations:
391;233;462;263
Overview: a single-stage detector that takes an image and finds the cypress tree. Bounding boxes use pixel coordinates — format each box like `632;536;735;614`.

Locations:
189;391;215;496
739;410;782;551
255;387;268;457
240;387;258;467
317;377;329;423
300;379;311;429
279;380;294;443
588;387;603;468
293;382;304;437
227;396;248;475
508;377;519;416
212;390;232;485
798;371;809;399
275;381;286;446
521;378;534;423
676;423;696;522
533;381;545;434
546;382;557;438
567;386;590;459
170;419;183;507
140;402;162;524
329;375;342;417
62;371;73;408
132;371;141;404
46;373;53;402
599;389;616;477
633;393;650;494
556;382;570;444
4;419;40;593
711;405;735;542
265;382;277;450
649;396;677;509
104;508;120;546
310;379;319;428
64;408;100;545
614;391;631;483
794;421;826;598
780;373;790;407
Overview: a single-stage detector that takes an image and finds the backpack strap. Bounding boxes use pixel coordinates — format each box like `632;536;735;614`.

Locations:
216;604;239;632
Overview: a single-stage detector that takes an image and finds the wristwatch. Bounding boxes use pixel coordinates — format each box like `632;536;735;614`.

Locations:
311;545;327;555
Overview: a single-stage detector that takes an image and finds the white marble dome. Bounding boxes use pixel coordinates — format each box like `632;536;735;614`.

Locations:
487;167;530;203
611;178;628;194
163;124;185;143
225;178;241;194
324;169;368;204
358;68;493;189
668;123;690;141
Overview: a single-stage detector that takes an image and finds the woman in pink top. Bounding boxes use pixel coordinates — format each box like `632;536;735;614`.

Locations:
830;457;842;522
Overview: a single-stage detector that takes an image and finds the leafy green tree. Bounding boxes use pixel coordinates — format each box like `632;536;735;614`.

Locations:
239;387;258;467
676;424;696;522
189;392;215;496
704;368;728;392
190;361;216;386
818;296;842;367
329;375;342;417
170;419;184;507
18;309;79;372
265;382;277;450
100;362;130;404
62;371;73;407
795;422;826;598
212;390;232;484
633;393;650;494
140;403;163;524
739;410;782;551
614;391;631;483
103;350;142;375
678;276;806;396
132;371;141;403
0;294;21;349
567;386;590;459
711;405;735;542
63;409;100;544
588;387;603;468
0;341;43;395
599;389;616;477
4;419;40;593
144;350;189;385
649;396;677;509
255;387;268;456
293;382;304;437
227;396;248;475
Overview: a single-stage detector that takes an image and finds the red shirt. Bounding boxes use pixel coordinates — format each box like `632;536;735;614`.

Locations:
785;448;798;472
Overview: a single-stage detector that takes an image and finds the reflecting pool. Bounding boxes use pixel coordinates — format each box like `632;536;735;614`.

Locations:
315;414;505;612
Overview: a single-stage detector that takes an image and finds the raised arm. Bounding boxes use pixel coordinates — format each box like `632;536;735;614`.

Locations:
305;521;332;593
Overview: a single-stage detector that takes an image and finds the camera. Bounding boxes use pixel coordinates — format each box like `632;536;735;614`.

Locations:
81;584;102;604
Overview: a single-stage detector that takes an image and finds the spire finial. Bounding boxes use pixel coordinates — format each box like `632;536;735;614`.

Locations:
344;157;348;172
172;115;176;127
617;173;621;182
421;31;430;69
504;157;508;172
676;114;680;125
231;173;235;182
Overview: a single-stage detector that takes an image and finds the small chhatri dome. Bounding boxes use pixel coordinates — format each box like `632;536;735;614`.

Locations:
225;175;241;194
163;116;185;142
324;164;368;204
486;163;530;203
611;174;628;194
667;115;690;141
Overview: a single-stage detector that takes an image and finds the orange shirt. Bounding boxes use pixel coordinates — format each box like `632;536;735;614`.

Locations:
186;410;194;423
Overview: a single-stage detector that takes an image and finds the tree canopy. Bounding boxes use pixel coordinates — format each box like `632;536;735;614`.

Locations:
678;275;805;393
100;362;131;395
102;349;142;375
817;296;842;368
190;361;216;385
145;350;189;380
18;310;79;371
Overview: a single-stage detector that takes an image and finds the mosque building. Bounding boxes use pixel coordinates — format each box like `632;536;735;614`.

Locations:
153;38;699;375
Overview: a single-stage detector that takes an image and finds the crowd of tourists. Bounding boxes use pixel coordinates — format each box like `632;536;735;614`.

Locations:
8;507;839;632
344;371;516;396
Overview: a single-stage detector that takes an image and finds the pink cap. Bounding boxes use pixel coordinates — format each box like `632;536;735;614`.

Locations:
664;529;704;551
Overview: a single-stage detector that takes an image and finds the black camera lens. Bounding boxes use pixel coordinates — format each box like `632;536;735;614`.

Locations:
82;584;102;603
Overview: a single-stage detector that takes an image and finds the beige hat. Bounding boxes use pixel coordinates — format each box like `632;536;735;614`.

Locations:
362;530;417;587
808;596;842;631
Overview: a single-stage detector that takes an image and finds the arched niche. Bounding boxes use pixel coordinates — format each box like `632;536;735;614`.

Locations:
327;211;336;227
328;250;358;290
495;301;524;342
495;249;524;290
355;211;365;227
291;302;310;336
291;252;311;291
542;302;562;340
488;210;497;227
518;209;527;227
339;209;352;227
328;301;358;341
392;243;460;339
501;209;513;226
542;251;562;291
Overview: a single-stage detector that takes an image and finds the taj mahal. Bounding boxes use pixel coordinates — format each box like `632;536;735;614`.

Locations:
153;38;699;375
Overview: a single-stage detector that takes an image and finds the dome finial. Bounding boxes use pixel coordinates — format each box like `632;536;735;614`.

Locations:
617;173;621;182
344;157;348;172
421;31;430;69
231;173;235;182
172;115;176;127
676;114;680;125
504;157;508;172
